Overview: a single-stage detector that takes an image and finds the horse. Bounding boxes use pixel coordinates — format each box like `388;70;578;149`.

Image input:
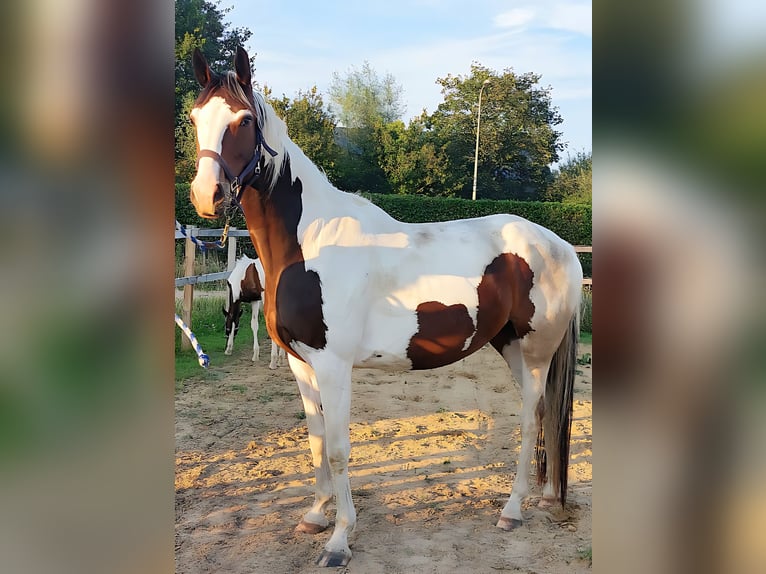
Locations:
188;47;583;568
223;255;286;369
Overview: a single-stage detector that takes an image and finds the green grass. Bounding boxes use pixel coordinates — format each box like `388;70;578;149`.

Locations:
580;288;592;333
577;545;592;565
579;286;592;344
175;294;267;383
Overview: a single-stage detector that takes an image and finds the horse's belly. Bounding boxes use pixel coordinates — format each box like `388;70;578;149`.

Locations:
352;304;488;371
353;352;413;370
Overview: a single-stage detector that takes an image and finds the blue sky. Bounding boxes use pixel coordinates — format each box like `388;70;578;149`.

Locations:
226;0;591;161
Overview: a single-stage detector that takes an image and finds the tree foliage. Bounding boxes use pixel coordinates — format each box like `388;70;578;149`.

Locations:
543;151;592;203
374;118;451;196
328;63;407;193
421;64;564;199
328;61;405;128
350;64;567;200
267;87;341;181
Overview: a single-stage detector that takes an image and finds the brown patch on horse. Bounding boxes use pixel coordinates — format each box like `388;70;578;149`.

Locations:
406;252;535;369
239;263;264;302
484;253;536;352
407;302;475;369
276;263;327;350
239;157;328;358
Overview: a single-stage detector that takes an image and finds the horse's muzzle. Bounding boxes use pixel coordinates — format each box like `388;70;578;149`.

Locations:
190;180;226;219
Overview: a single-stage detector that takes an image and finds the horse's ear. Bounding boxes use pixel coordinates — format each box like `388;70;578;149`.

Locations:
193;47;212;87
221;305;228;316
234;46;251;87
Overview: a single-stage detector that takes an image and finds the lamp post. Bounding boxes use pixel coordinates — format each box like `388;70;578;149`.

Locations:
472;78;491;201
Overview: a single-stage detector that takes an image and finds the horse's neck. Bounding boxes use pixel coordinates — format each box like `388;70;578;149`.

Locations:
240;144;349;276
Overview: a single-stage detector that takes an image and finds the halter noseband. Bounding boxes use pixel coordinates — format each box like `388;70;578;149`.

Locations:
196;128;278;211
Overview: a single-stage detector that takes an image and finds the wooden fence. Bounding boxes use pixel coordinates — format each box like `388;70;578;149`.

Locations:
175;226;592;349
175;227;250;349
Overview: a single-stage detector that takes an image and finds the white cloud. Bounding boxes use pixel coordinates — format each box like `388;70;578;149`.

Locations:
494;3;591;37
546;3;591;36
494;8;536;29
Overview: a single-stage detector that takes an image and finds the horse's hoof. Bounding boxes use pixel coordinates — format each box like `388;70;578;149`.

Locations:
295;520;328;535
496;517;523;531
538;497;558;508
268;364;277;370
315;550;351;567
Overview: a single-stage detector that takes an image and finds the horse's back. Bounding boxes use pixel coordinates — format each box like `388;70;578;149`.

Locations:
313;211;582;370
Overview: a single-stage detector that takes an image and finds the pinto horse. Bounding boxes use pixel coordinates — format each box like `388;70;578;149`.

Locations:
223;255;286;369
189;47;583;567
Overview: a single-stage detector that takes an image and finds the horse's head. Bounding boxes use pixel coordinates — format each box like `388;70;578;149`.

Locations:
189;47;265;219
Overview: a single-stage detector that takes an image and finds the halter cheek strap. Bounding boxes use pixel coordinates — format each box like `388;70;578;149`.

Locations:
196;128;278;209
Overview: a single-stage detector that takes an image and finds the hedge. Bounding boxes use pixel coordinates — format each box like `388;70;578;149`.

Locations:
363;194;591;247
176;184;591;247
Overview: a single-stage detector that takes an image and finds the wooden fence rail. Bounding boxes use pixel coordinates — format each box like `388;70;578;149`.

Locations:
175;226;592;349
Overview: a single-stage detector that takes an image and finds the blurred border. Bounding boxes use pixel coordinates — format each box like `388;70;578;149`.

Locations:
2;0;765;573
0;1;175;573
595;0;765;572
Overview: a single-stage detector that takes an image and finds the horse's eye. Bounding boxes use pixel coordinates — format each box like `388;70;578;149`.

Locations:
240;117;252;127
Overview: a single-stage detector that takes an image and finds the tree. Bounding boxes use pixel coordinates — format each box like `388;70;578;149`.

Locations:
175;0;252;181
328;61;404;128
426;64;564;199
267;87;342;182
328;62;405;193
375;117;451;196
543;151;592;204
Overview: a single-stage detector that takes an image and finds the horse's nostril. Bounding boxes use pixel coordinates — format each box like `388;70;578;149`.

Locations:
213;183;225;205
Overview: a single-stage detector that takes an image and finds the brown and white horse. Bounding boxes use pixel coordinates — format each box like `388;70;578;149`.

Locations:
189;47;583;567
223;255;286;369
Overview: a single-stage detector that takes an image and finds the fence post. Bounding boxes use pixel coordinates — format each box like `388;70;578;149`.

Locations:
181;226;196;350
227;227;237;271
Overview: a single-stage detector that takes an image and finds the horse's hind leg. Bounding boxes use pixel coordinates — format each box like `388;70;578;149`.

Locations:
251;300;261;362
288;355;333;534
268;339;281;369
270;340;286;369
493;339;549;530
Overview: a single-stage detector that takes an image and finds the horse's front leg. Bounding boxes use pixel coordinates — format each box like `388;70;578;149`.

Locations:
311;356;355;567
288;355;333;533
263;293;282;369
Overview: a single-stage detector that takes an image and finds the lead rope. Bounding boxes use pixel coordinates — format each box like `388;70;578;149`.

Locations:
175;314;209;368
175;218;232;251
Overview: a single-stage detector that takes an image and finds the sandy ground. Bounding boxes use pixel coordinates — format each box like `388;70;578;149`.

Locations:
175;340;592;573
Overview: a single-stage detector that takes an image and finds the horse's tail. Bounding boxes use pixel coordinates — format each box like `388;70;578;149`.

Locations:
535;306;579;508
